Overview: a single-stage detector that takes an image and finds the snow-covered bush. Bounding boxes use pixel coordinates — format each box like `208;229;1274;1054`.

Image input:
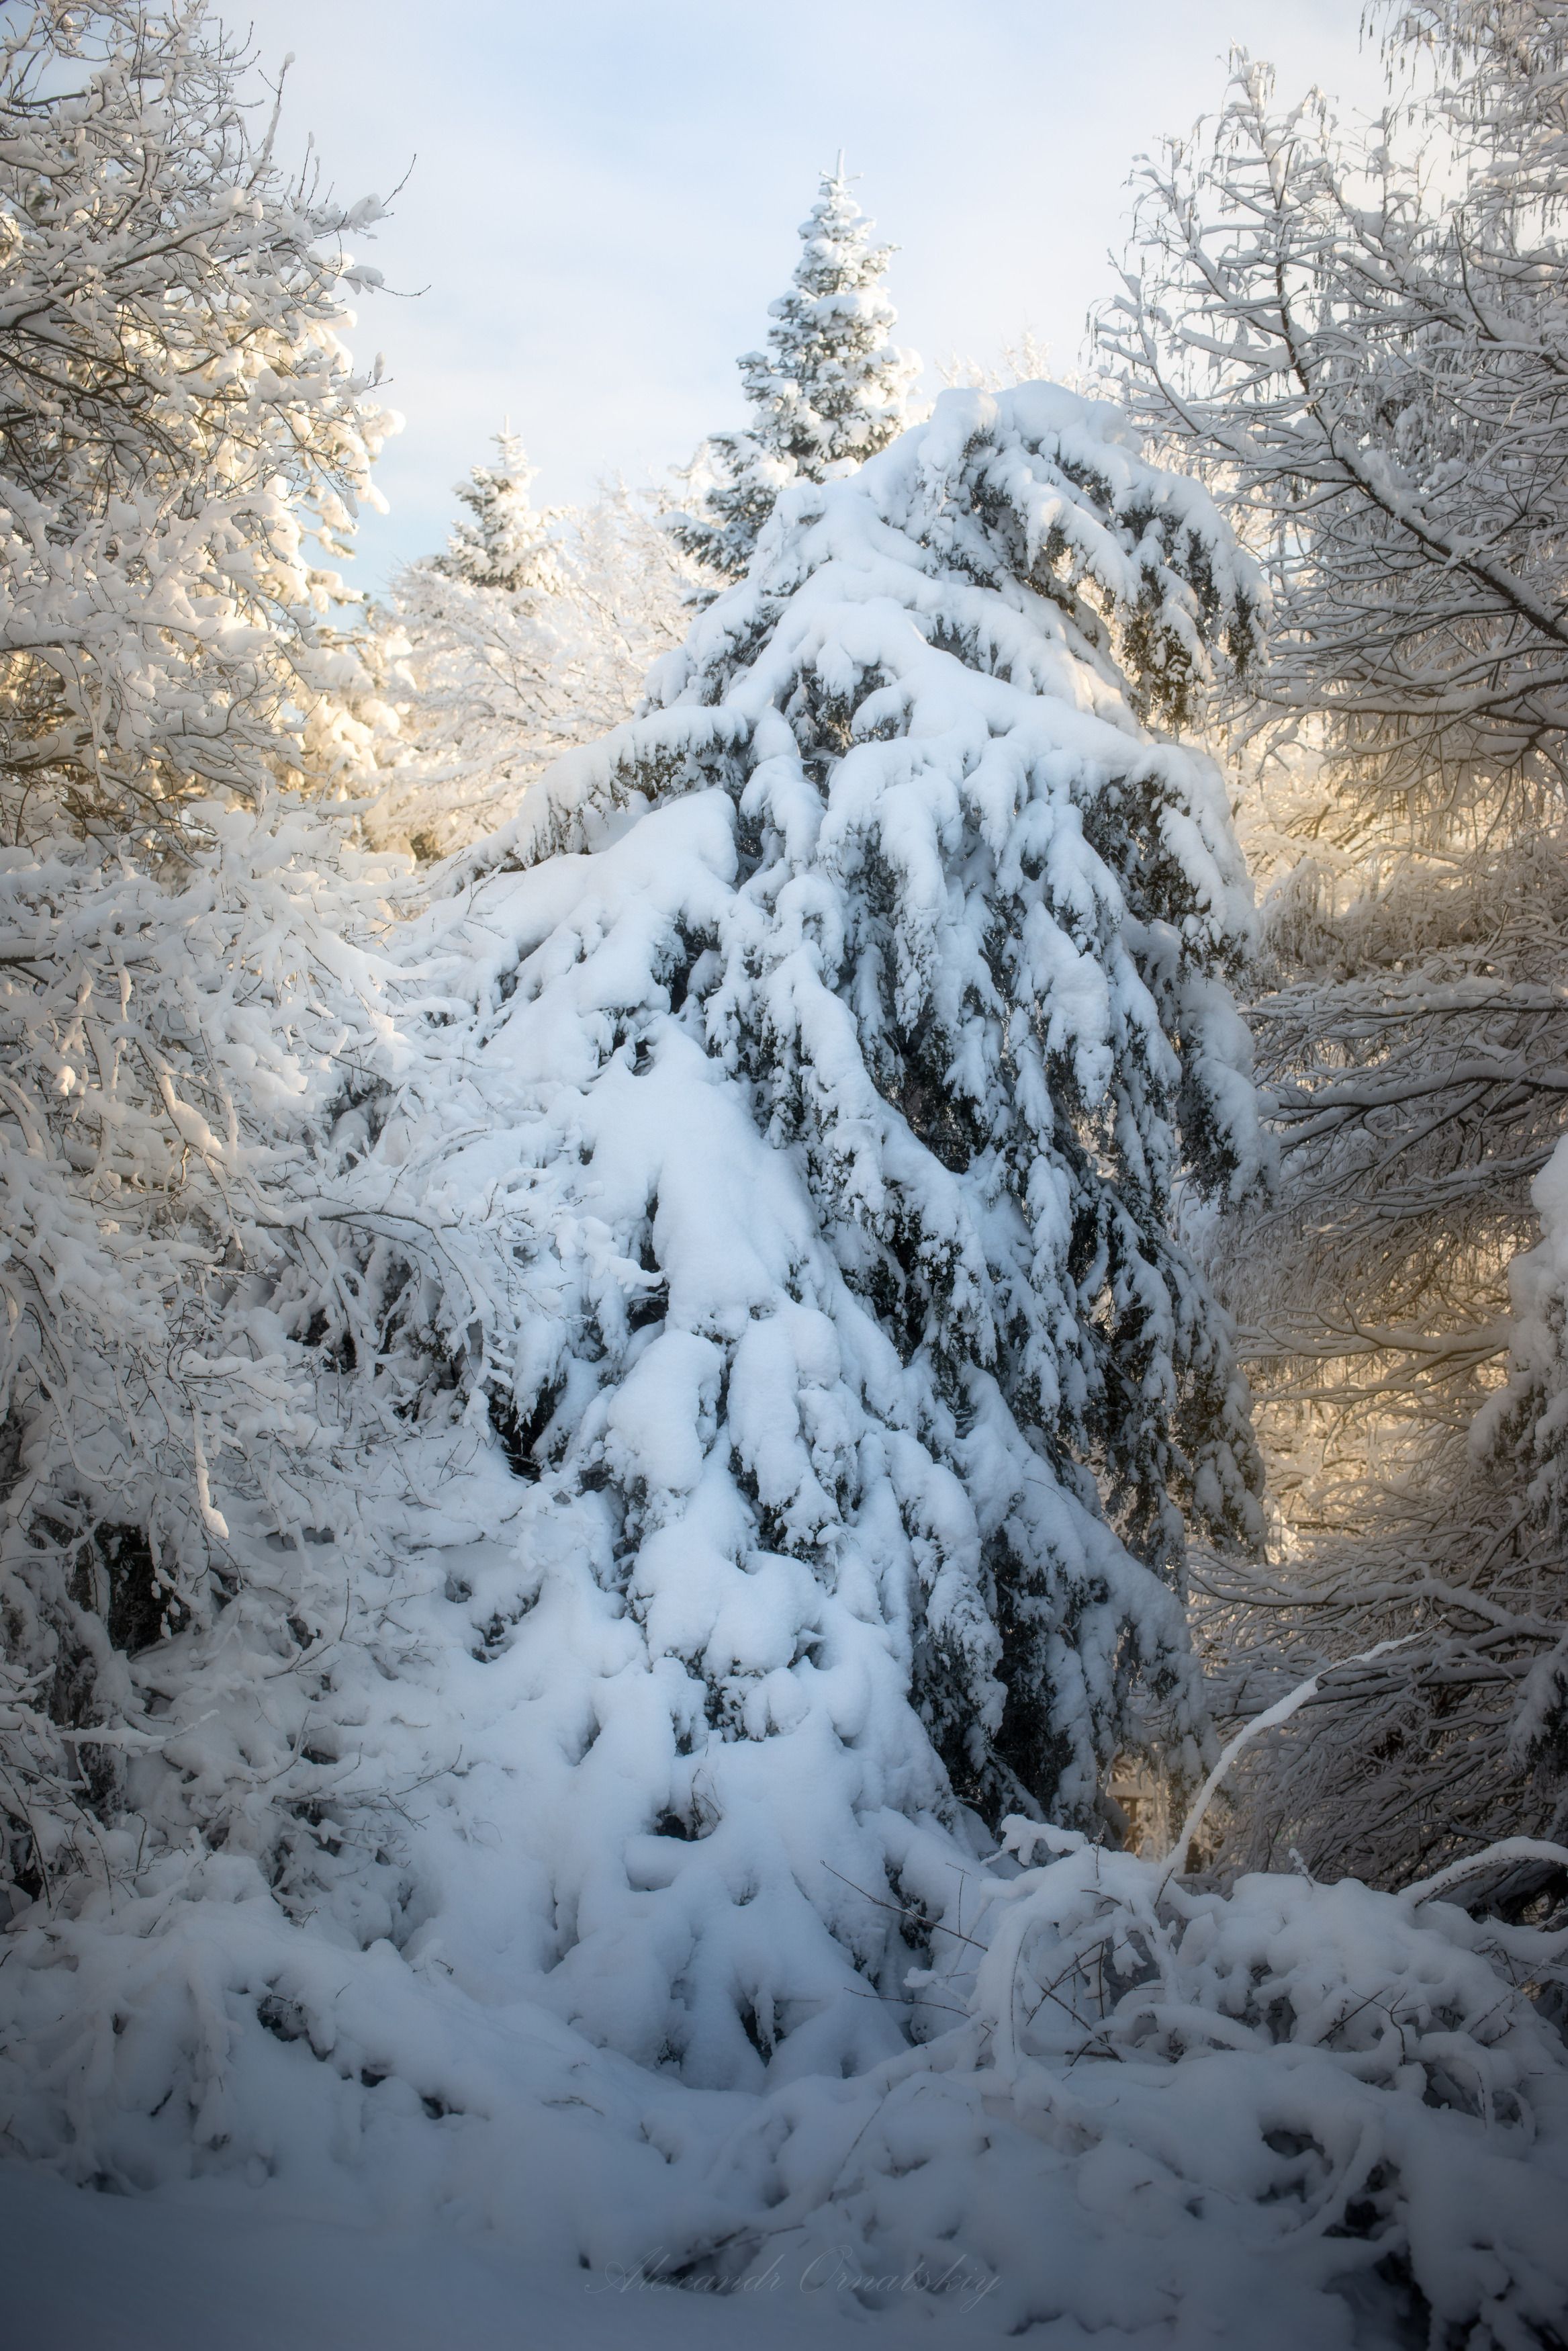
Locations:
675;165;919;582
0;802;441;1912
737;1825;1568;2345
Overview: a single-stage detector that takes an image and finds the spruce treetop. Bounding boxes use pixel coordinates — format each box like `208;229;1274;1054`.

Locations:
676;163;919;581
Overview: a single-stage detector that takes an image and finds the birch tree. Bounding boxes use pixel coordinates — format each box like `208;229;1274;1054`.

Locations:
0;0;413;1908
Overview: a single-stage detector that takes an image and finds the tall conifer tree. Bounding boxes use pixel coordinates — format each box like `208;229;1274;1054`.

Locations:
383;385;1266;2084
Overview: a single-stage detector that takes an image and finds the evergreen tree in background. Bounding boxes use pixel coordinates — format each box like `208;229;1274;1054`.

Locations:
365;437;692;856
675;163;919;580
432;430;561;595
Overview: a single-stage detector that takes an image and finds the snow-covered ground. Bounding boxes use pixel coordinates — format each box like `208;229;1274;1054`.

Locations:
0;2163;991;2351
5;1822;1566;2350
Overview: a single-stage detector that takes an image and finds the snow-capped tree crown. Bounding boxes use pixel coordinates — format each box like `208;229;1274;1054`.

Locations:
674;165;920;580
741;165;918;472
1100;8;1568;813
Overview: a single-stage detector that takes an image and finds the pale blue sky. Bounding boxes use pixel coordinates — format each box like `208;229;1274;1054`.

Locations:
238;0;1388;587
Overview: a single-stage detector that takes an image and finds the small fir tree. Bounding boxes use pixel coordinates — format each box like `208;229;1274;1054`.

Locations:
433;431;560;594
675;163;919;581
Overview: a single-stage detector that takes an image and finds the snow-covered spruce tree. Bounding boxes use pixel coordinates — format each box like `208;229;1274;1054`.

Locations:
1099;4;1568;1885
376;384;1264;2086
0;2;424;1920
674;165;918;583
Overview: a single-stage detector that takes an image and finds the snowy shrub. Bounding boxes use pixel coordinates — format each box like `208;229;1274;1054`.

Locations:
704;1828;1568;2344
0;793;451;1901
